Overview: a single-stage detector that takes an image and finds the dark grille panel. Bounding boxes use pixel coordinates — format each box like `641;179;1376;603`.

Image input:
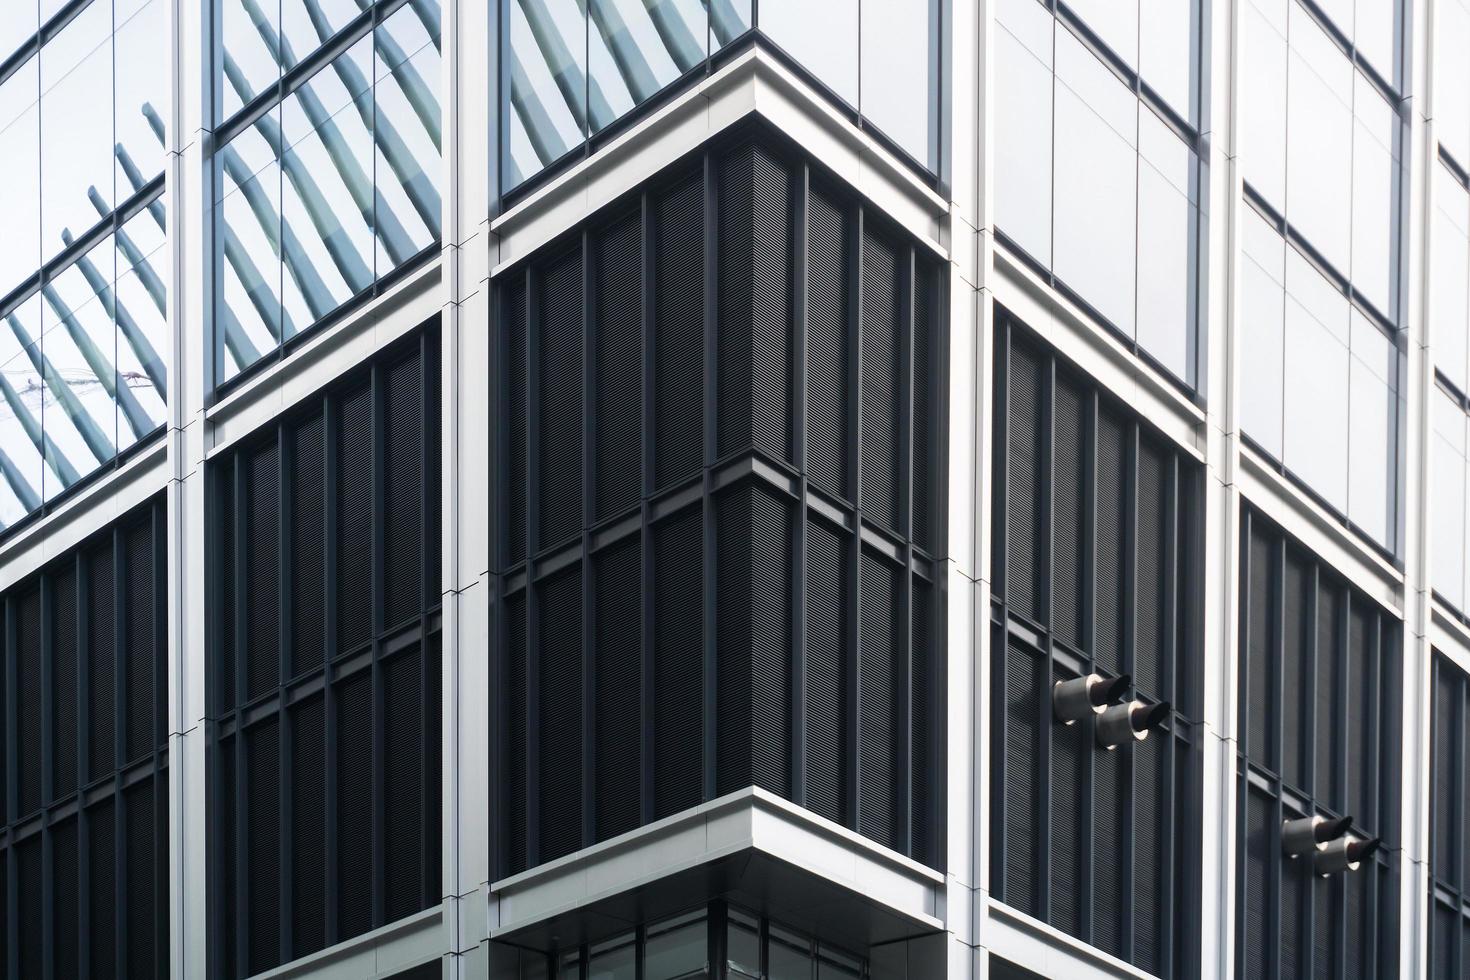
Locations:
88;540;117;780
538;567;583;863
596;213;643;521
290;415;326;677
807;184;850;499
538;248;584;551
17;837;40;978
90;798;117;979
213;326;442;975
1432;654;1470;978
125;518;156;762
653;507;703;818
860;229;902;534
52;568;78;799
16;586;40;815
804;517;847;827
126;781;158;978
493;134;944;876
594;538;641;841
654;171;704;489
53;817;79;980
991;311;1199;976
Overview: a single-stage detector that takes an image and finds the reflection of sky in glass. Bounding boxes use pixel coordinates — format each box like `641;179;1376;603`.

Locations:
0;0;170;529
218;0;443;383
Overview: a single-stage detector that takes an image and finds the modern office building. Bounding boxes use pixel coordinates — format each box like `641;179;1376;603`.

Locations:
1;0;1469;977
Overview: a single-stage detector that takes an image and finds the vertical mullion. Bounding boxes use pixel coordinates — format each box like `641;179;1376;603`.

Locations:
1269;535;1287;980
77;553;91;980
525;266;542;869
1038;353;1055;920
847;204;863;832
897;246;914;857
640;191;656;825
112;526;126;979
323;395;340;941
1121;422;1138;961
3;596;12;980
582;231;596;849
1082;387;1097;944
991;319;1011;899
790;165;810;807
1235;514;1251;977
371;363;387;928
1302;566;1319;978
1160;453;1179;975
702;152;718;805
232;460;250;977
39;575;53;980
278;424;293;964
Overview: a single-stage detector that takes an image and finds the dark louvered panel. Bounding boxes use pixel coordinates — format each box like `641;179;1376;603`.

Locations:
1282;554;1309;791
653;171;704;490
1049;669;1085;936
1133;725;1166;975
424;632;444;900
1243;788;1271;980
335;669;373;941
1002;639;1042;917
125;780;157;978
594;538;641;842
595;212;643;521
247;441;281;701
247;717;281;975
217;465;237;713
1347;601;1376;829
653;507;703;818
87;543;116;781
336;381;375;653
16;585;41;815
1094;407;1126;672
1004;338;1042;623
807;184;850;499
1246;528;1275;765
538;566;584;863
718;145;756;459
1433;903;1458;980
90;798;117;980
1280;844;1304;979
290;414;326;677
1316;584;1343;809
912;261;934;550
860;229;902;535
910;577;932;865
507;277;529;563
716;487;755;795
52;566;79;799
1092;725;1127;958
858;550;900;851
217;735;237;979
505;592;528;874
1462;682;1470;894
1313;873;1338;980
1052;374;1085;649
1134;438;1168;698
385;645;427;920
53;817;79;980
538;247;584;551
291;693;327;958
17;835;41;978
424;333;443;605
125;517;156;762
804;517;847;827
385;349;426;629
1433;664;1456;883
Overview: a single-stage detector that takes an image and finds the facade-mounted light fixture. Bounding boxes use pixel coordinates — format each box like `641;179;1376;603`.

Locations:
1282;814;1353;858
1096;699;1171;749
1314;836;1382;876
1053;673;1131;724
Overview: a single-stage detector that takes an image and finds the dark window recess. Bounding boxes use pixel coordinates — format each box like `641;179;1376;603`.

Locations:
493;129;946;879
0;495;170;979
1236;508;1400;980
1428;654;1470;979
989;309;1202;979
210;323;443;979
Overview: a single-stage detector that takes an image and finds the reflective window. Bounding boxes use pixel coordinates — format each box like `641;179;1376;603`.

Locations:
502;0;940;192
994;0;1202;389
214;0;442;384
1240;208;1401;551
1434;387;1469;611
1437;0;1470;170
0;0;169;531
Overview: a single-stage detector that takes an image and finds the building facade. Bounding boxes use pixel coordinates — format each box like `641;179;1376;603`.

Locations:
0;0;1468;977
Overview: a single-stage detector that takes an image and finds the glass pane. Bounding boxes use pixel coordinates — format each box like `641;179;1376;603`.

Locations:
1347;312;1395;547
1435;389;1468;607
710;0;751;51
725;909;761;978
1434;165;1470;391
1286;5;1353;276
41;24;113;264
1439;0;1470;169
115;205;168;431
41;246;119;493
115;0;170;199
0;295;46;525
768;931;813;980
1240;214;1286;458
375;14;441;267
218;140;283;381
506;0;587;187
994;0;1053;264
1137;109;1196;381
221;0;282;118
759;0;858;105
282;0;360;68
0;2;36;66
1283;250;1351;512
1067;0;1137;66
644;910;706;979
861;0;938;168
1240;0;1287;207
1053;28;1137;333
1355;0;1398;84
587;933;635;980
0;61;40;299
1140;0;1196;121
1350;73;1396;317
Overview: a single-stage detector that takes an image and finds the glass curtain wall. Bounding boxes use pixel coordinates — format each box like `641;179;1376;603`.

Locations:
213;0;442;385
0;0;169;530
992;0;1204;389
1431;0;1470;617
499;0;941;192
1237;0;1404;553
